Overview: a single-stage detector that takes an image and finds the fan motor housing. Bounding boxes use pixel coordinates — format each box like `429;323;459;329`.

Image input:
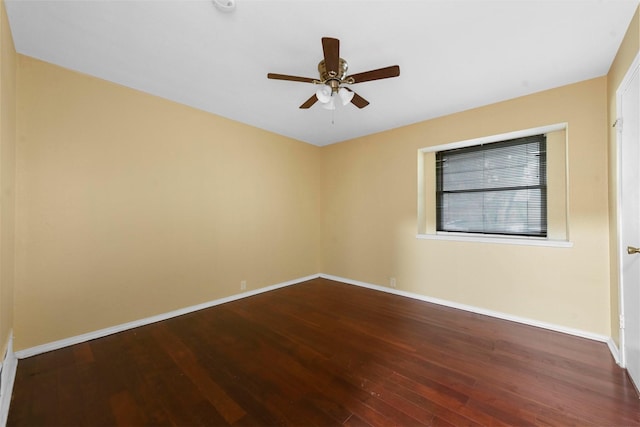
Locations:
318;58;349;82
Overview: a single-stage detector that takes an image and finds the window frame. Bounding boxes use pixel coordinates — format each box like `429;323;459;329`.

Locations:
417;123;572;248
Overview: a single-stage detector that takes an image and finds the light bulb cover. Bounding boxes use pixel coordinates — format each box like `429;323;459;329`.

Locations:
316;85;332;103
338;87;354;106
321;96;336;110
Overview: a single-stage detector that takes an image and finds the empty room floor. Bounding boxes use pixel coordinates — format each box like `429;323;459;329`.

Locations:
7;278;640;426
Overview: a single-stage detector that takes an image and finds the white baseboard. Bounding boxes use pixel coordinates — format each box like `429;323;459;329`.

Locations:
15;274;320;359
607;337;622;366
13;272;619;365
0;333;17;427
320;273;614;347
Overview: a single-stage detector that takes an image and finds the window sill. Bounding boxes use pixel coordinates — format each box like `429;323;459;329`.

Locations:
416;232;573;248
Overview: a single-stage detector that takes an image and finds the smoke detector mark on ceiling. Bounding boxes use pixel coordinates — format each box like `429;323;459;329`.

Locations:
213;0;236;13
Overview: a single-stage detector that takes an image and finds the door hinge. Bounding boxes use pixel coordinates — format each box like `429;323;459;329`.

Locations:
620;314;626;329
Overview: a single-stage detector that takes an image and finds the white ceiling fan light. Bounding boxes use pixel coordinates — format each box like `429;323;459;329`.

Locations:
316;85;332;103
317;86;351;110
321;95;336;110
338;87;354;106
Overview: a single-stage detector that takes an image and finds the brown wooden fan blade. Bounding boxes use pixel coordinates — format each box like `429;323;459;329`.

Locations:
347;65;400;84
267;73;316;84
299;94;318;109
322;37;340;75
349;90;370;109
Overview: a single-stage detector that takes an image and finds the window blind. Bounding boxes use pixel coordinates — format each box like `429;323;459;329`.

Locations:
436;135;547;237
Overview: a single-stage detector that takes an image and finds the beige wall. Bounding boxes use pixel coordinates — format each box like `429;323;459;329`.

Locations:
15;56;321;350
0;0;16;357
607;8;640;346
322;77;611;335
10;8;638;351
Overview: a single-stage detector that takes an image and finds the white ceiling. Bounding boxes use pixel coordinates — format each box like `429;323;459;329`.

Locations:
5;0;640;146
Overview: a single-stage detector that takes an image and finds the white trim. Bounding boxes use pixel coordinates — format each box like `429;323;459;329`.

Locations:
320;273;612;344
419;122;567;153
616;51;640;370
14;274;320;359
416;232;573;248
0;333;17;427
608;337;622;366
616;78;627;368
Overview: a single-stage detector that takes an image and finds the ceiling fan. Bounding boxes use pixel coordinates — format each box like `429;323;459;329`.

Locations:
267;37;400;110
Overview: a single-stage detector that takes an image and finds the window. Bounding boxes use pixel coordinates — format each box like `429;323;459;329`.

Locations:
418;124;570;246
435;135;547;237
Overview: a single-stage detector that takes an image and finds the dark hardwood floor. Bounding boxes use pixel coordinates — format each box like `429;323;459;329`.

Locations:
7;278;640;426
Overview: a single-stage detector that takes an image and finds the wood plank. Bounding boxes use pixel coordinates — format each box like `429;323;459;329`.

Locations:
150;324;246;424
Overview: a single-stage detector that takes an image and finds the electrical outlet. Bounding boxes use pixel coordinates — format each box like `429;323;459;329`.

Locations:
240;280;247;291
390;277;396;288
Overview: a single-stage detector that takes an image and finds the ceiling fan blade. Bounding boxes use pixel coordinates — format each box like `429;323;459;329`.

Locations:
344;89;369;108
322;37;340;75
299;94;318;109
347;65;400;84
267;73;316;84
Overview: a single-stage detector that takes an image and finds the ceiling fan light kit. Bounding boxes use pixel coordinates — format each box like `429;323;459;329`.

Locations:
267;37;400;110
316;85;332;103
322;97;335;111
338;87;354;105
